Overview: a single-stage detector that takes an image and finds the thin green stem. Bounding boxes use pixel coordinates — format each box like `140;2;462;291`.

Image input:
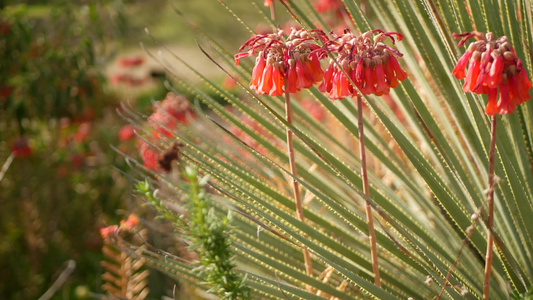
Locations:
358;97;381;287
483;115;497;300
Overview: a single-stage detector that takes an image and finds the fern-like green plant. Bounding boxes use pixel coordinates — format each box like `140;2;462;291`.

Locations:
118;0;533;298
100;216;150;300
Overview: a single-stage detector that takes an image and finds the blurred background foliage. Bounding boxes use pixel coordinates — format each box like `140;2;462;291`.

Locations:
0;0;250;298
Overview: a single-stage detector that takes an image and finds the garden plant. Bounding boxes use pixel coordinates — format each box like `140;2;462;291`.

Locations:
97;0;533;299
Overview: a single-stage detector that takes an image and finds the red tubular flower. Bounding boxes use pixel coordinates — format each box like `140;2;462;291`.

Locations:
250;55;266;90
331;66;354;99
388;54;408;81
452;32;532;115
463;55;481;92
319;63;334;93
452;51;472;79
271;64;285;96
374;61;389;96
258;64;274;94
485;88;498;115
100;225;119;238
235;28;327;96
318;29;407;100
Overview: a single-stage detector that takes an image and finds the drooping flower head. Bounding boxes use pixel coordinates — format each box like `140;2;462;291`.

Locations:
319;29;407;100
235;28;327;96
452;31;532;115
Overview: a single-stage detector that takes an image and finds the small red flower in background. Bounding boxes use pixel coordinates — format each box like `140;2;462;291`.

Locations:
452;32;532;115
100;225;119;238
71;154;85;170
120;214;139;230
319;29;407;100
118;124;136;142
222;76;238;90
72;109;94;123
100;215;138;239
11;136;32;158
0;86;13;100
110;74;128;85
138;141;160;171
159;92;193;123
149;92;194;138
313;0;342;13
109;74;147;87
235;28;327;96
150;111;177;138
0;21;11;35
300;98;326;121
73;122;92;143
118;56;145;68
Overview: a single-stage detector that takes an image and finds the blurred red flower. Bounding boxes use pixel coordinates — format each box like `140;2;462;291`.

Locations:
100;225;119;238
73;122;92;143
138;141;160;171
118;125;136;142
120;214;139;230
11;137;32;158
118;56;145;68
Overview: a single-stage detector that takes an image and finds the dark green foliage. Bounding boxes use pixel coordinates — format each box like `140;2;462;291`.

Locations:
135;167;250;299
0;2;130;299
513;287;533;300
184;166;250;300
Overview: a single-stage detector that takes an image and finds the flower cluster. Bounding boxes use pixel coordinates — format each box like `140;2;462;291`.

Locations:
452;32;532;115
109;55;147;87
149;92;194;138
319;29;407;100
235;28;327;96
132;93;194;171
100;214;139;239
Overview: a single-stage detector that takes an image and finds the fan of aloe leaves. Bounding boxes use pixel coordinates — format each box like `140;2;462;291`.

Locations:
118;0;533;299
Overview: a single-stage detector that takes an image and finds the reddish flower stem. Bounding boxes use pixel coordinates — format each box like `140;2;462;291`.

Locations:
270;1;277;22
436;238;469;299
357;97;381;287
483;115;497;300
284;88;313;279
